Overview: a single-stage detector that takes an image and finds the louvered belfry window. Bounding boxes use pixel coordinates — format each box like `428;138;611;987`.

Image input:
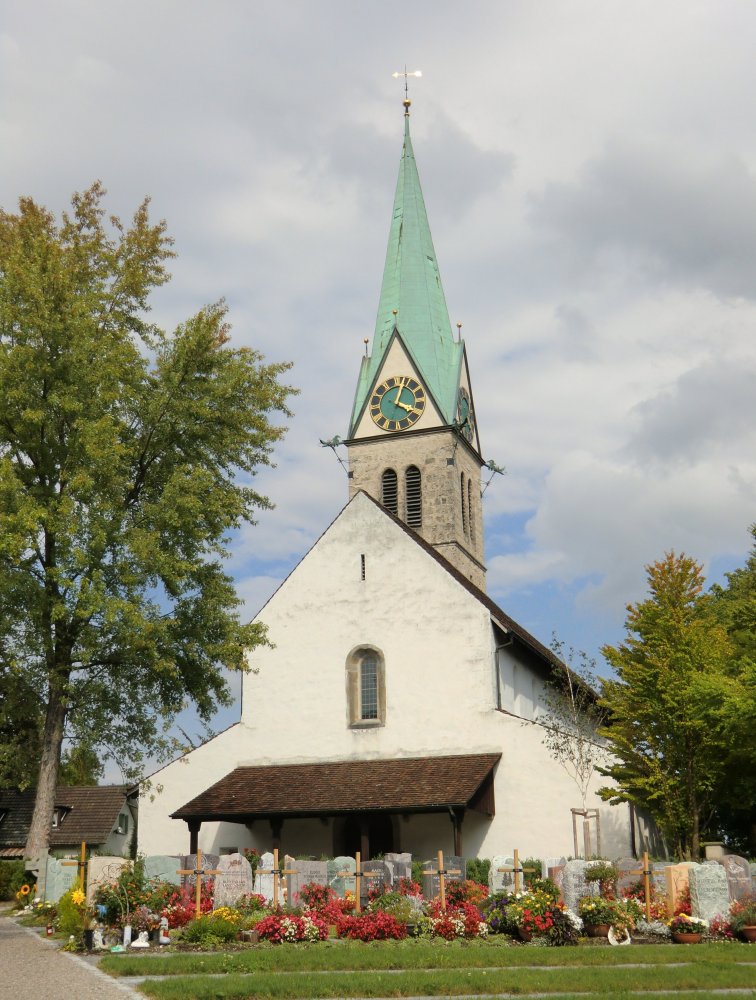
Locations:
461;473;468;536
405;466;422;527
381;468;398;514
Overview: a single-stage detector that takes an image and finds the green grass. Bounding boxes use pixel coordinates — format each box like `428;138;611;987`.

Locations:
134;961;756;999
99;940;754;977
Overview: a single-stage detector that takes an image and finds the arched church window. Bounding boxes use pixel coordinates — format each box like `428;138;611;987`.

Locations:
346;646;386;727
461;473;467;536
468;479;475;543
405;466;422;527
381;468;398;515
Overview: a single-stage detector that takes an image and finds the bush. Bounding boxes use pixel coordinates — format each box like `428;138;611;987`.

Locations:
446;879;488;908
181;913;240;945
0;860;27;901
368;890;417;924
257;912;328;943
480;890;517;935
56;882;87;937
466;858;491;885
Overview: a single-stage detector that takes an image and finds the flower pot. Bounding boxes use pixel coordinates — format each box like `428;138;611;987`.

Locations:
672;931;702;944
517;927;533;942
585;923;611;937
740;926;756;943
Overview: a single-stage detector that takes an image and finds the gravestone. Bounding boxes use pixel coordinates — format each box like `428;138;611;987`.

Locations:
718;855;753;902
144;856;181;886
651;863;671;898
384;853;412;884
689;863;729;922
664;862;698;914
489;855;517;895
213;852;255;908
87;856;130;903
179;853;220;887
256;852;275;903
616;857;640;896
561;859;599;914
328;856;356;897
45;856;78;903
287;860;328;908
422;855;464;900
361;860;391;901
544;857;567;903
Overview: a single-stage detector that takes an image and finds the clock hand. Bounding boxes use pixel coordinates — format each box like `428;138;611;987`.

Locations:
395;399;418;413
393;381;404;412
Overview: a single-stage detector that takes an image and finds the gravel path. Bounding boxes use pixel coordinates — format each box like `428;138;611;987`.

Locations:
0;913;144;1000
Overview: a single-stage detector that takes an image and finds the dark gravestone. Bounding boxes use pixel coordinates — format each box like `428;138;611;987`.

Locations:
422;855;464;900
287;860;328;908
361;860;391;902
718;855;753;902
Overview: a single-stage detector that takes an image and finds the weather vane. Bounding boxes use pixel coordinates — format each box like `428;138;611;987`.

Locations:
392;67;422;106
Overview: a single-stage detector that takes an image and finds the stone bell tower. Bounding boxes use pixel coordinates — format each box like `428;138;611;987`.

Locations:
345;98;486;591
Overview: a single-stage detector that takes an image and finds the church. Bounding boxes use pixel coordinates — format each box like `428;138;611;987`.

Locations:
137;97;646;864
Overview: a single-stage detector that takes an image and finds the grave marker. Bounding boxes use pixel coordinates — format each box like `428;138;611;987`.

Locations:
86;856;130;904
144;856;182;886
256;849;298;908
422;851;462;911
689;863;729;923
286;860;328;907
177;849;221;919
336;853;382;913
718;855;753;902
496;850;536;895
213;852;256;909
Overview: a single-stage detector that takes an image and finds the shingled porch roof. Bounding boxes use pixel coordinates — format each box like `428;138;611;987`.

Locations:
171;753;501;823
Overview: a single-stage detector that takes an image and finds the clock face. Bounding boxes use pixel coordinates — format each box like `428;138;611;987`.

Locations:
457;386;475;442
370;375;426;431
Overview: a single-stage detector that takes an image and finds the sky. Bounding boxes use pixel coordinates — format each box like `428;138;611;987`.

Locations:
2;1;755;753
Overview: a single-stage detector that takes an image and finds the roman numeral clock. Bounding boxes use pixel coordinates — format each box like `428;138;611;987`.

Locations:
369;375;426;431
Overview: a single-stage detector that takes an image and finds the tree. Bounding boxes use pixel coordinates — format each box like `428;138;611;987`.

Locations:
598;552;747;859
541;638;608;815
708;525;756;852
0;184;294;862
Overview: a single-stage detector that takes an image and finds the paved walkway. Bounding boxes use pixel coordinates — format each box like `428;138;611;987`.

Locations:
0;912;143;1000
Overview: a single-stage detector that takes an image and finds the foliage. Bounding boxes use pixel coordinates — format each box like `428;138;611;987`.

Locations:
411;859;425;886
180;913;240;945
367;890;418;924
542;638;608;811
584;861;618;897
521;858;543;885
708;525;756;852
620;878;667;921
296;882;342;923
669;913;707;933
508;888;564;935
728;893;756;933
578;895;642;931
0;667;42;789
257;912;328;943
0;184;295;856
337;910;407;941
465;857;490;885
241;848;261;884
92;861;212;929
0;860;27;900
234;892;267;915
480;890;517;935
56;881;88;937
599;552;751;858
423;899;488;940
58;744;103;786
397;877;422;898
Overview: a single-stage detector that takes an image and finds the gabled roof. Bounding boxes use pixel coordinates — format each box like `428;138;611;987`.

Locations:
0;785;132;854
350;109;464;434
172;753;501;821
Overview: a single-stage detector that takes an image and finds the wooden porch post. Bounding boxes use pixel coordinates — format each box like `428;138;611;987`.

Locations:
360;816;370;860
187;819;200;854
270;816;283;853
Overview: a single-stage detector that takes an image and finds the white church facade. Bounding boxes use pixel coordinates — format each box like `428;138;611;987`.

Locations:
138;98;648;863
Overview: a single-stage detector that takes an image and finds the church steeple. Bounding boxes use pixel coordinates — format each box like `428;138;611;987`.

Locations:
349;104;463;435
346;99;486;591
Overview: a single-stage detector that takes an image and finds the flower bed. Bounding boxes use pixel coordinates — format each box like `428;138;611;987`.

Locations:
256;912;329;943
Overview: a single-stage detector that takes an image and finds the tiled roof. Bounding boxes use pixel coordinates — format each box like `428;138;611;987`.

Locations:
0;786;131;849
172;753;501;821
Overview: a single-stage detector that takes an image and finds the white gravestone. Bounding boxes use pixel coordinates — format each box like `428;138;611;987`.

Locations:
689;863;730;922
44;857;78;903
489;855;517;895
213;853;256;908
256;852;276;903
87;857;130;904
561;859;599;915
287;860;328;908
144;856;182;886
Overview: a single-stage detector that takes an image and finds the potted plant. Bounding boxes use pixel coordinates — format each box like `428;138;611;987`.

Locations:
669;913;707;943
507;888;562;941
729;895;756;942
577;895;617;936
584;861;619;899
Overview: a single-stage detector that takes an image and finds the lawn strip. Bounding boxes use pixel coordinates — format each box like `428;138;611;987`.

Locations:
100;941;753;977
134;962;756;999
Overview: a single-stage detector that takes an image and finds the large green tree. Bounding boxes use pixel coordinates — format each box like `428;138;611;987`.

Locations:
598;552;750;859
0;184;294;862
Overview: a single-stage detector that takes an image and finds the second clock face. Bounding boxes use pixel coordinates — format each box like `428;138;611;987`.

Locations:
457;386;475;441
370;375;426;431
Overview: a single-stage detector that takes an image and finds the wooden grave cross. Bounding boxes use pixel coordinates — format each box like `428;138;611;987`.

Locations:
256;848;298;908
336;851;382;914
176;848;222;919
61;840;90;894
626;850;652;923
424;849;462;912
496;849;537;895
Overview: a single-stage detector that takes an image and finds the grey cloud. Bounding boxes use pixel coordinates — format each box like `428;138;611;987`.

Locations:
627;356;756;464
530;143;756;299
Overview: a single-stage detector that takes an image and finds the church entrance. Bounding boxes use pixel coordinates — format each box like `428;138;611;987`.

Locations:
336;812;396;858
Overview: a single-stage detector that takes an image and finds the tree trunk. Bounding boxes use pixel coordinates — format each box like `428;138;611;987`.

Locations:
24;679;67;864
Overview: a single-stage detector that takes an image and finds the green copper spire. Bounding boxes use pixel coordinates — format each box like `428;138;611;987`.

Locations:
350;103;463;434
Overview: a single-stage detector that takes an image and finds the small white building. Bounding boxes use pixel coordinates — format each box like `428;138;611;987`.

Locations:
138;99;650;863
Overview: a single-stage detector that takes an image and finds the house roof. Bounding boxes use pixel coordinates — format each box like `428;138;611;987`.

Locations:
172;753;501;822
350;107;463;434
0;785;132;855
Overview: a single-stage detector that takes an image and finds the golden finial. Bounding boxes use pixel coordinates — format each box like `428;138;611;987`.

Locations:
363;338;369;356
392;67;422;113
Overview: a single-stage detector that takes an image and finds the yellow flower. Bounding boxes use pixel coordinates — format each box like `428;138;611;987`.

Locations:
71;889;86;906
19;884;30;896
